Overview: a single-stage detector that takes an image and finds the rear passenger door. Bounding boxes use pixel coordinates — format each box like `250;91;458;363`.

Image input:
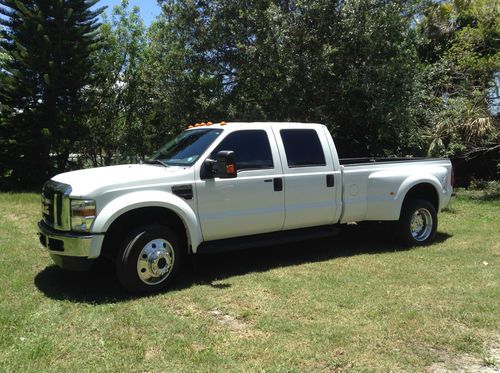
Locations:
274;127;338;230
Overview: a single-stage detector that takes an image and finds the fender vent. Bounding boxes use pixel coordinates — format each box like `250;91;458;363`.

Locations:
172;185;193;200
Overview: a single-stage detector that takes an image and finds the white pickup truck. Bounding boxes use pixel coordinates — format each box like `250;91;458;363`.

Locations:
38;122;453;292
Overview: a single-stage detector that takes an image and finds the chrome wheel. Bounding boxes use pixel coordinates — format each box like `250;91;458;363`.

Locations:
136;238;174;285
410;208;433;242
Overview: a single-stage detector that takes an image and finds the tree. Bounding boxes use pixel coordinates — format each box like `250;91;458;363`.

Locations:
0;40;7;70
415;0;499;179
0;30;8;109
0;0;104;188
296;0;419;156
143;1;231;135
83;0;148;166
152;0;419;157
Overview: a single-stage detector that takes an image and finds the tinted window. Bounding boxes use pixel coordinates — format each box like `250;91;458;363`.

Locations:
212;130;274;170
280;129;326;167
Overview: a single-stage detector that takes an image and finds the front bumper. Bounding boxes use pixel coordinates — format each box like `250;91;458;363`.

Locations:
38;220;104;258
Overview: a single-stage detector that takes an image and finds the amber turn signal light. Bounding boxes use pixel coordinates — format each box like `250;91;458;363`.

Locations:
226;164;235;174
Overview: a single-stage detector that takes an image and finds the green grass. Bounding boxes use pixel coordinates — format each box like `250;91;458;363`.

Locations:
0;190;499;372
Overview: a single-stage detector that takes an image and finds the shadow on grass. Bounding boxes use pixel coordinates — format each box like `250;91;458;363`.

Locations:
34;224;452;304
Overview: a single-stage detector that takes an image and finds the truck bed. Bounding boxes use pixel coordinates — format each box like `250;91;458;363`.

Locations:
338;157;452;223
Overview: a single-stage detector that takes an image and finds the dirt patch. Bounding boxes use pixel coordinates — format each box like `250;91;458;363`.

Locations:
208;309;247;331
492;244;500;256
427;341;500;372
144;346;160;360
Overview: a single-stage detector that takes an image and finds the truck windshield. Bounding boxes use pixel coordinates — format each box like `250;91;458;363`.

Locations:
148;128;223;166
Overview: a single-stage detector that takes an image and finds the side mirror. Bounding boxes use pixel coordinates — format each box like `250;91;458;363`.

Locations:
216;150;237;178
201;158;217;179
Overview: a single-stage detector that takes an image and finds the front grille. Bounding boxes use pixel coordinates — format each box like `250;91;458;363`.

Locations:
55;192;63;225
42;189;55;225
41;180;72;230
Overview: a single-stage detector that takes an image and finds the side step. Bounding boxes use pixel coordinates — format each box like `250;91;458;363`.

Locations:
197;225;340;254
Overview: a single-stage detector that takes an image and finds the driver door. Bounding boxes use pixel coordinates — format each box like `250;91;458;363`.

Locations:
195;128;285;241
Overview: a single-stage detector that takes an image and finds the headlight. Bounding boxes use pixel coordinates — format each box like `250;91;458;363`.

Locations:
70;199;96;232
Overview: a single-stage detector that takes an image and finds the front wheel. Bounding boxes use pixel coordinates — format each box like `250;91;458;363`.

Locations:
116;224;183;293
397;199;437;246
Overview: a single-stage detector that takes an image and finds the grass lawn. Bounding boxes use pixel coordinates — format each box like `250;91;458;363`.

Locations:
0;189;498;372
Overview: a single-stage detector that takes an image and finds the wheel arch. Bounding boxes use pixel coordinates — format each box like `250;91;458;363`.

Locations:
101;207;191;259
92;191;203;258
399;182;440;218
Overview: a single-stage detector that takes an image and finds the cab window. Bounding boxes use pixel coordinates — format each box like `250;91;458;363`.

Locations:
211;130;274;171
280;129;326;167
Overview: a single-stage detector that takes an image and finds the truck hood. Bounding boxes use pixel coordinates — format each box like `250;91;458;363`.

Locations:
52;164;190;197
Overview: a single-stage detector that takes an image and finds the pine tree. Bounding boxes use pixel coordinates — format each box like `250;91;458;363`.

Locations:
0;0;104;188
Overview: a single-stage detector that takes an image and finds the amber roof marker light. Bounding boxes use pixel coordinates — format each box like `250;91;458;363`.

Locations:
189;121;224;128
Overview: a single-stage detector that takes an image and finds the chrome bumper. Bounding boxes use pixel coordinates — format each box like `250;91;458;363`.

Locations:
38;221;103;258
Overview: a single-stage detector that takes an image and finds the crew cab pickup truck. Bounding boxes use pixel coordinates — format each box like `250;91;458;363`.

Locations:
38;122;453;292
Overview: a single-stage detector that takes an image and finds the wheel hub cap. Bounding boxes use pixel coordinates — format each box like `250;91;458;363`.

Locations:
137;239;174;285
410;208;433;242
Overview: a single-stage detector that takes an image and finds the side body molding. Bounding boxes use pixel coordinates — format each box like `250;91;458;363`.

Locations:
91;191;203;253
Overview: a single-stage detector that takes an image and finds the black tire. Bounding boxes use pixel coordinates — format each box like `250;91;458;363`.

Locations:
397;199;437;246
116;224;184;293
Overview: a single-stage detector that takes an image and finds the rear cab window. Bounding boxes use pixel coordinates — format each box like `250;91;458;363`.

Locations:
280;129;326;168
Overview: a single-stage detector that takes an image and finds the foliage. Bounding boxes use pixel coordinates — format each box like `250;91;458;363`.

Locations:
415;0;500;163
82;0;147;166
150;0;419;157
0;0;498;187
466;179;500;200
0;0;104;188
0;40;7;70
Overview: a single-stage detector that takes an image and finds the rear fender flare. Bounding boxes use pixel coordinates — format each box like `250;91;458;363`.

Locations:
395;171;446;217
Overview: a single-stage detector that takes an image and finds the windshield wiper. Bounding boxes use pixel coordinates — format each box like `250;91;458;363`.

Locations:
143;159;168;167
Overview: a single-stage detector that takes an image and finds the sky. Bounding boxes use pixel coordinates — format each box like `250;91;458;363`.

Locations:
95;0;162;26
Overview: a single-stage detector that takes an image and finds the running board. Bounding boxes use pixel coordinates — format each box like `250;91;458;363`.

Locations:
197;225;340;254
